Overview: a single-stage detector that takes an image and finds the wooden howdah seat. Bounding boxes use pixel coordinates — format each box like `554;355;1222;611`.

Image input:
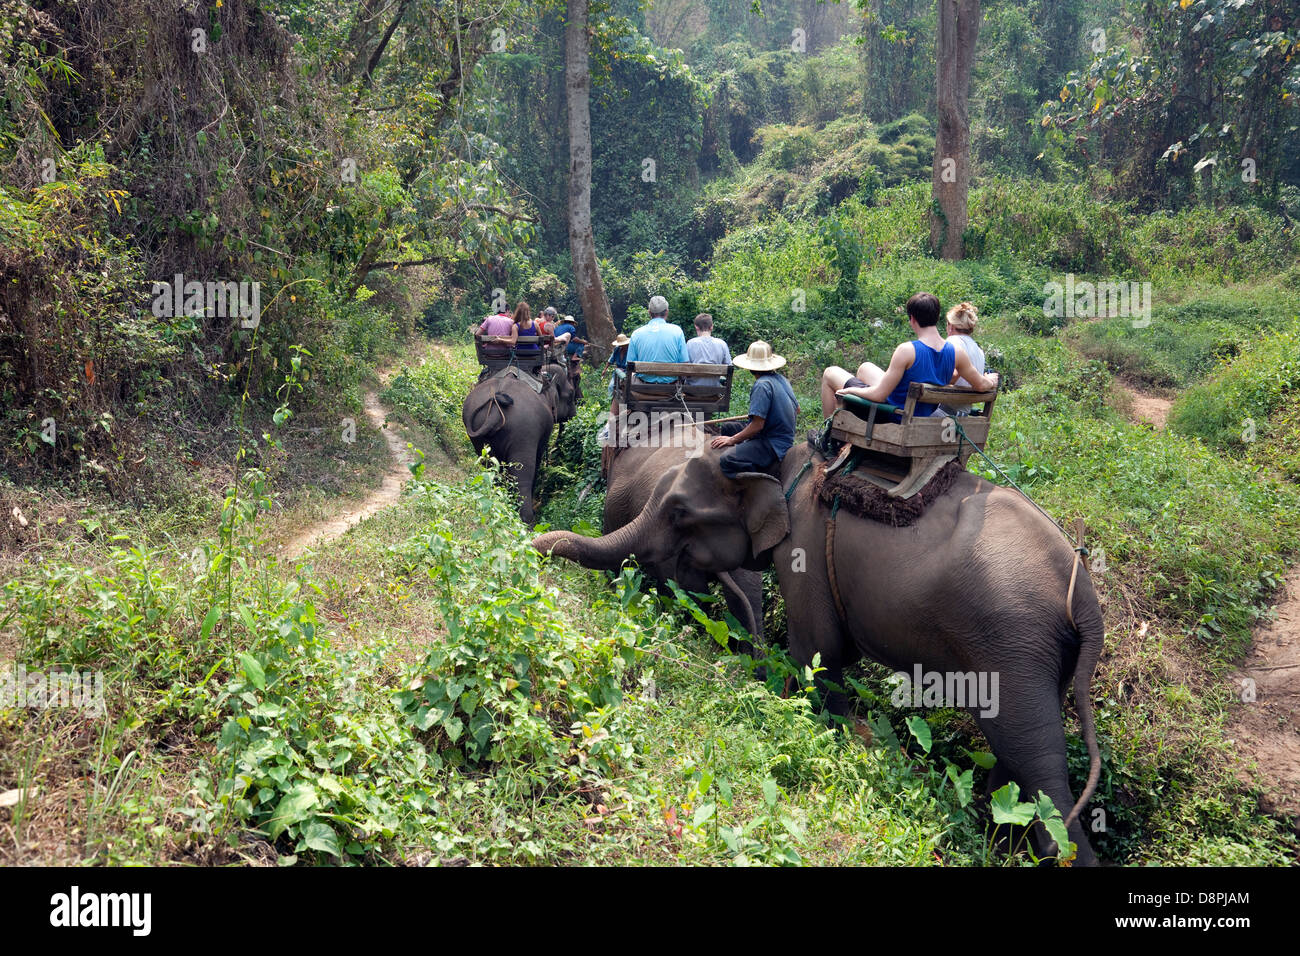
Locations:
827;380;998;499
475;333;554;378
601;361;734;480
618;361;734;416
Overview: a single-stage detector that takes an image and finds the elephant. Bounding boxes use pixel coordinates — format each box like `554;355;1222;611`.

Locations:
581;411;771;643
532;421;1104;865
463;361;578;524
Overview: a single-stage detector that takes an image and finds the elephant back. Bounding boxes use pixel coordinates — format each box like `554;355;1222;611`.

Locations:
464;379;515;439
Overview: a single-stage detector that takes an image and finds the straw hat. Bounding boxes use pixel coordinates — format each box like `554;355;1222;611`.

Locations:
733;340;786;372
612;333;630;347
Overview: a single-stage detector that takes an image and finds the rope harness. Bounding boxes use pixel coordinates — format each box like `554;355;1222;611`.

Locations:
821;454;859;626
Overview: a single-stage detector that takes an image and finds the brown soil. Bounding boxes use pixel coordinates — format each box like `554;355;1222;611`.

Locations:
1118;380;1174;430
279;389;413;560
1231;564;1300;830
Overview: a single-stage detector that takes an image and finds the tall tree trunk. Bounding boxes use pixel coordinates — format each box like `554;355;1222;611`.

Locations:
929;0;980;260
565;0;614;363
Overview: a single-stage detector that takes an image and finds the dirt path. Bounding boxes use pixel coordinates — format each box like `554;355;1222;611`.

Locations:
1119;381;1173;430
280;389;413;560
1231;565;1300;828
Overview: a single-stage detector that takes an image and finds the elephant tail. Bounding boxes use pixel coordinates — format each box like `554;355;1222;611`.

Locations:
1064;584;1104;830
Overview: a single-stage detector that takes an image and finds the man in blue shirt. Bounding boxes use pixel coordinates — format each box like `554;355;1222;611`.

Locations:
626;295;689;384
710;341;799;477
551;312;587;358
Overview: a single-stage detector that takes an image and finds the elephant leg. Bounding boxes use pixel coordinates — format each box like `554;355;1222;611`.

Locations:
978;697;1098;866
778;558;851;718
511;455;537;525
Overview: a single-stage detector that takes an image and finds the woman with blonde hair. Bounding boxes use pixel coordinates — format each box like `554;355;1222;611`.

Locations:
939;301;985;417
945;302;984;386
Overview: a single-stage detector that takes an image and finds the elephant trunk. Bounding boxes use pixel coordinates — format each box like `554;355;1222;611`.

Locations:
533;509;650;570
716;569;759;637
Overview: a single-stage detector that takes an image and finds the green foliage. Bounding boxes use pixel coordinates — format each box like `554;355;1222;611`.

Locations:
1168;315;1300;451
1070;286;1293;388
991;391;1300;657
391;477;661;785
381;346;480;457
536;396;608;532
1041;0;1300;206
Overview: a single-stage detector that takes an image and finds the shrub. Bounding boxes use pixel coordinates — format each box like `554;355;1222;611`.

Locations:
1167;316;1300;451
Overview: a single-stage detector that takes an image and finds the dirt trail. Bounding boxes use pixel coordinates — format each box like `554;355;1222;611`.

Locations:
280;389;413;560
1119;381;1173;430
1232;565;1300;828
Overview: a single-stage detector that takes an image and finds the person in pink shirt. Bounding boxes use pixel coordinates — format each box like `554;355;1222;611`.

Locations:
478;305;515;356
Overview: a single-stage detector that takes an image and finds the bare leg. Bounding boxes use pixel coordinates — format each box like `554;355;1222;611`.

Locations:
821;366;855;418
855;361;886;387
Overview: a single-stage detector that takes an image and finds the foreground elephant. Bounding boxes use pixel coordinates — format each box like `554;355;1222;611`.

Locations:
463;362;578;524
533;420;1104;865
595;411;772;641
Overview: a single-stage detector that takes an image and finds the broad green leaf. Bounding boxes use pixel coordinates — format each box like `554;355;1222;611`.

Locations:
693;802;715;827
762;778;778;808
266;784;318;840
299;819;341;858
867;712;900;750
904;715;932;754
239;653;266;690
1035;791;1077;864
443;715;464;743
201;606;219;640
965;749;997;770
990;783;1035;826
946;765;974;808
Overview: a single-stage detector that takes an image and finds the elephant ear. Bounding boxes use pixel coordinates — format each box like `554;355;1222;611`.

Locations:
732;472;789;558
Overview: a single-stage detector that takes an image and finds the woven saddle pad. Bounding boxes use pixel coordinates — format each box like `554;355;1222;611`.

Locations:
812;456;965;527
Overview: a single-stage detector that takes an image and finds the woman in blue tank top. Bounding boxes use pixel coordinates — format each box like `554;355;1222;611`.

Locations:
818;292;998;422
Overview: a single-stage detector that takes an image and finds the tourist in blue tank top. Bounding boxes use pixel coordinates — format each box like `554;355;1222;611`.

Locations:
817;292;999;423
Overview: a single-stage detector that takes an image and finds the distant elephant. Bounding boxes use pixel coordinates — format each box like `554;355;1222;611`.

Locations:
463;362;578;524
533;421;1104;865
593;411;771;643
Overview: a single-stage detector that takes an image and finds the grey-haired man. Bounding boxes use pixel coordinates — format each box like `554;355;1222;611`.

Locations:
626;295;689;384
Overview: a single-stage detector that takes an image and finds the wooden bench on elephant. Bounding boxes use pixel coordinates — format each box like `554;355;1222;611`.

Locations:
619;361;734;417
475;333;554;379
827;381;998;499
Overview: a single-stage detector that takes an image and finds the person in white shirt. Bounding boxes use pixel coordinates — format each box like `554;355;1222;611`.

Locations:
938;301;986;417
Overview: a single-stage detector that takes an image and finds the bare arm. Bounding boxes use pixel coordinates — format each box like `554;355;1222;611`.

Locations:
837;342;912;404
954;351;998;391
